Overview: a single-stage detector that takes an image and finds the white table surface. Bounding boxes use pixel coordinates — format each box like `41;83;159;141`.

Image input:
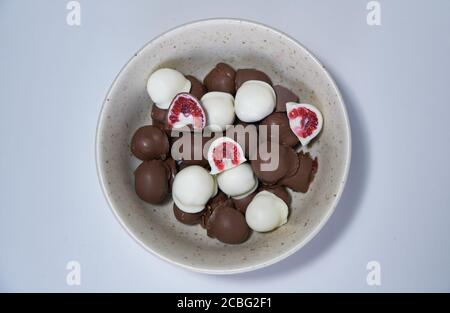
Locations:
1;0;449;292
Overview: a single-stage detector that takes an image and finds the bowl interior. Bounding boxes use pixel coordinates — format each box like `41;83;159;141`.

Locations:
96;19;350;273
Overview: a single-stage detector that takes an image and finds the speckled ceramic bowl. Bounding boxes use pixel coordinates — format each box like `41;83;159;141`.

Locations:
96;19;351;274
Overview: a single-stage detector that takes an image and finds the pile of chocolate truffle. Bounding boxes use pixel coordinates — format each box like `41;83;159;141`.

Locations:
130;63;322;244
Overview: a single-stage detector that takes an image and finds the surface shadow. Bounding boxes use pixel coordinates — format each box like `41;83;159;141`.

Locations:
212;64;370;281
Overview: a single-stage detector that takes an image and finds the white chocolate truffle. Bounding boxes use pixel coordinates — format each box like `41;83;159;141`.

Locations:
217;163;257;197
234;80;276;122
172;165;216;213
201;92;235;131
147;68;191;109
245;191;288;232
232;179;258;200
286;102;323;146
207;137;246;174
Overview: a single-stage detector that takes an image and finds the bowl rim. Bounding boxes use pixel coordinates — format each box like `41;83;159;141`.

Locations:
95;18;352;275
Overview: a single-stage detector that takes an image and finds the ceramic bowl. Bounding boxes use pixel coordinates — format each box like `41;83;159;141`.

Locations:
96;19;351;274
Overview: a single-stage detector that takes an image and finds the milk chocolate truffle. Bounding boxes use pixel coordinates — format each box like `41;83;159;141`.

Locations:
173;203;204;225
186;75;207;100
151;107;171;135
258;185;291;206
279;152;317;193
134;160;169;204
235;68;272;90
201;191;229;228
151;105;167;125
232;191;257;214
163;158;177;192
207;190;229;211
131;125;170;160
206;206;251;244
251;141;299;185
273;85;299;112
203;63;236;94
260;112;299;147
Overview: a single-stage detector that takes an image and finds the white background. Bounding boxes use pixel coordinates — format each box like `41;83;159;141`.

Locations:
1;0;449;292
